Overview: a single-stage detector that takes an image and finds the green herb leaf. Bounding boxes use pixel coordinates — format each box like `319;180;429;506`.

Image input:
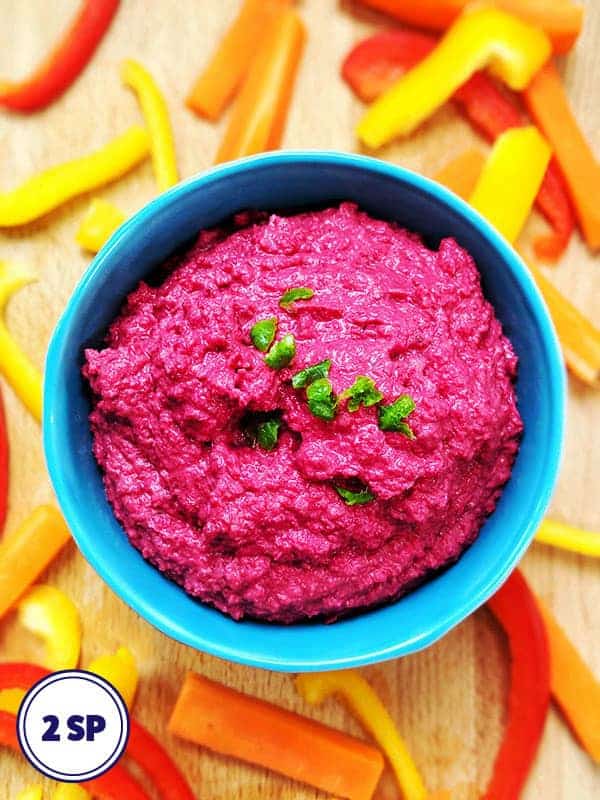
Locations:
340;376;383;412
279;287;314;308
250;317;277;352
264;334;296;369
306;378;337;421
257;418;281;451
377;394;416;438
335;485;375;505
292;359;331;389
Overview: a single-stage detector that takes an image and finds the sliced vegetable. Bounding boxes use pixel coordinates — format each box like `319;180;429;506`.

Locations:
257;418;281;451
0;506;71;619
296;670;427;800
335;486;375;506
76;198;126;253
169;671;385;800
14;786;42;800
265;334;296;369
358;0;583;54
357;7;551;147
340;376;383;412
52;786;91;800
536;519;600;558
292;359;331;389
470;126;551;243
306;378;337;421
88;646;138;708
18;585;81;670
0;262;43;421
0;126;150;227
0;0;120;112
536;598;600;762
378;395;415;437
435;148;487;200
186;0;291;120
251;317;278;352
122;59;178;191
524;61;600;249
0;688;25;714
127;717;196;800
280;287;314;308
485;570;551;800
215;7;306;163
0;386;8;534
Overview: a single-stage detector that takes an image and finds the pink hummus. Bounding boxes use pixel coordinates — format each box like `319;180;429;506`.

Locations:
84;203;523;623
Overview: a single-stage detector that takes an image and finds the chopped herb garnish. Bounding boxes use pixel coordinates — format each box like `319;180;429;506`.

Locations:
340;376;383;412
335;485;375;505
256;418;281;451
279;287;314;308
377;394;416;438
250;317;277;352
306;378;337;421
264;334;296;369
292;359;331;389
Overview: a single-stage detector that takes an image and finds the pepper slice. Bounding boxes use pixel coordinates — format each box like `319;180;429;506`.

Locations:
88;646;138;708
357;7;551;147
18;584;81;671
485;570;551;800
76;199;126;253
14;786;42;800
0;386;8;534
52;786;91;800
0;0;120;112
536;518;600;558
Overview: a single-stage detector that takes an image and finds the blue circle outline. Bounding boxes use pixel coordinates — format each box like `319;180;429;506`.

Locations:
16;669;130;782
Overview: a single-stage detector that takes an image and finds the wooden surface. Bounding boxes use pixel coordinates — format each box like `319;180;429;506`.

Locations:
0;1;599;797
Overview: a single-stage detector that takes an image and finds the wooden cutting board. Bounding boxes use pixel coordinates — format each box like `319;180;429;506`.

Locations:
1;1;598;797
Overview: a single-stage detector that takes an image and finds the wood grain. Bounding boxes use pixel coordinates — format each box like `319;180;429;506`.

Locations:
0;1;598;797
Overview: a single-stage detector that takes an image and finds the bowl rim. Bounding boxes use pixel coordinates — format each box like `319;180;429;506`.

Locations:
43;150;566;670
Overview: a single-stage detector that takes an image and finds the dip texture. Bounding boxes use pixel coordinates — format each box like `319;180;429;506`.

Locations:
84;203;523;623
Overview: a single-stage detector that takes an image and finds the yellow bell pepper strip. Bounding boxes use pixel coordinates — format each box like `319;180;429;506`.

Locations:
0;688;25;714
76;198;126;253
18;584;81;670
0;506;71;619
52;785;91;800
0;262;43;421
536;519;600;558
14;786;43;800
356;7;551;148
469;127;551;243
295;670;427;800
88;646;138;708
0;126;150;228
122;60;178;192
536;597;600;763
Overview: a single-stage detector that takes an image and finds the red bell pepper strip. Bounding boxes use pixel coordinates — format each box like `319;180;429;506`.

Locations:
0;386;8;535
0;663;195;800
0;0;120;112
485;570;551;800
342;29;575;260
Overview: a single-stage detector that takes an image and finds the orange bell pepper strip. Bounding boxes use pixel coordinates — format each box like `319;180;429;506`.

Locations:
296;670;428;800
536;598;600;762
469;126;551;243
524;61;600;250
358;0;583;54
169;671;385;800
0;0;120;112
434;149;487;199
13;786;43;800
18;584;81;670
485;570;551;800
88;646;139;708
122;60;178;191
0;126;149;228
0;506;71;619
536;519;600;557
76;199;126;253
0;262;43;421
186;0;291;120
357;7;551;147
215;7;306;163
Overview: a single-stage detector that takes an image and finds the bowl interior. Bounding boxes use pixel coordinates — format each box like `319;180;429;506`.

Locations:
44;152;564;671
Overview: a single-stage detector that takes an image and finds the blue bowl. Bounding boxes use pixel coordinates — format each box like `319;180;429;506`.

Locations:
44;151;565;672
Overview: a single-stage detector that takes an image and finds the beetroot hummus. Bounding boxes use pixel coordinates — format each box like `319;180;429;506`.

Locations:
84;203;523;623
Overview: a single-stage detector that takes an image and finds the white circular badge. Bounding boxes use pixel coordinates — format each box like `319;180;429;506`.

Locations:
17;670;129;782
